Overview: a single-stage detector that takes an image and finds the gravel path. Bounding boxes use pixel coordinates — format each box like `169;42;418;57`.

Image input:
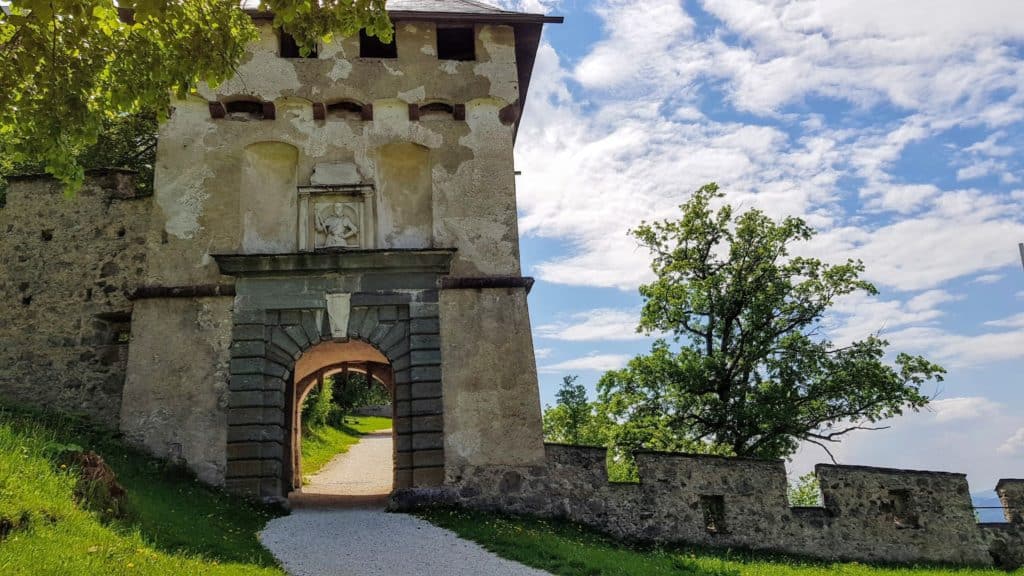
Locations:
302;429;394;496
263;427;552;575
260;509;553;576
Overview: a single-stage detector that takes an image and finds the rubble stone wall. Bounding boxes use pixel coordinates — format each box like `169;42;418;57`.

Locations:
0;173;154;425
396;444;1024;569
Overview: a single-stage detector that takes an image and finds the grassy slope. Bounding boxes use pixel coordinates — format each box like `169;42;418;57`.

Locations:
300;415;392;480
419;508;1023;576
0;408;284;576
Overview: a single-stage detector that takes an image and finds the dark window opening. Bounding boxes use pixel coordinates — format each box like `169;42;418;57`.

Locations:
327;101;364;120
701;495;727;534
360;29;397;58
280;30;317;58
888;489;921;529
225;100;264;121
419;102;455;119
93;311;132;346
437;27;475;61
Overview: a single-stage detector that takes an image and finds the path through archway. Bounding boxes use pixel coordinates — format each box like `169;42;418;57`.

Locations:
287;340;396;506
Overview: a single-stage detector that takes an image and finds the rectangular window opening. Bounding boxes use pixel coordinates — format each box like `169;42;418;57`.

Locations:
360;29;397;58
437;27;475;61
889;489;921;529
280;30;317;59
701;495;727;535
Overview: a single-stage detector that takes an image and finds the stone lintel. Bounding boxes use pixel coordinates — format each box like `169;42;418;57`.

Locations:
212;249;456;277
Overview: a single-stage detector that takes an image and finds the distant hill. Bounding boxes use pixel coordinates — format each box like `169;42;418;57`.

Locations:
972;491;1007;523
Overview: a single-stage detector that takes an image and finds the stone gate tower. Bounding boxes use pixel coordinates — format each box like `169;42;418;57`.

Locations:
122;1;562;499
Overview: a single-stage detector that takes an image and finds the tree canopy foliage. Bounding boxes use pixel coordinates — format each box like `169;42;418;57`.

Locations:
0;0;388;190
594;183;944;461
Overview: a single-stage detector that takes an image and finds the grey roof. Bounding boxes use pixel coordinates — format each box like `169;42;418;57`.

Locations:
386;0;518;15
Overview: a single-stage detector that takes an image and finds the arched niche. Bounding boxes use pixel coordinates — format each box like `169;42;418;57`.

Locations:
375;142;433;249
240;142;299;254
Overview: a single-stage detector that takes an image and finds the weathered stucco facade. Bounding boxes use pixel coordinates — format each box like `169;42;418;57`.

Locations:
1;1;1021;569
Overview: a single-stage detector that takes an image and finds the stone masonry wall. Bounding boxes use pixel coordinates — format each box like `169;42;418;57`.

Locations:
395;444;1024;569
0;173;154;425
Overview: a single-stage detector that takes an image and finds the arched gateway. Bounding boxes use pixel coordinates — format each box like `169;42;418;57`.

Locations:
215;250;451;499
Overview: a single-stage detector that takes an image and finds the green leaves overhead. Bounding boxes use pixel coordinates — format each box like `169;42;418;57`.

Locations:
0;0;389;190
597;183;945;461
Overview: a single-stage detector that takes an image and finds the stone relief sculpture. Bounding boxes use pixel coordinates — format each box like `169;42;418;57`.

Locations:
316;203;360;248
297;181;375;252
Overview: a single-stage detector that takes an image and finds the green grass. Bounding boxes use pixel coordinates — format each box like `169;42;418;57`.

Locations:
300;415;392;481
419;507;1022;576
0;407;284;575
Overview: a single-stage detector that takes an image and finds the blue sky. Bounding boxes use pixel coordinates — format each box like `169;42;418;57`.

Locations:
502;0;1024;492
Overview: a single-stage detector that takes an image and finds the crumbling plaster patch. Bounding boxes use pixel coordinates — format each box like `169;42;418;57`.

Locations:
475;26;519;104
197;27;302;101
398;86;427;103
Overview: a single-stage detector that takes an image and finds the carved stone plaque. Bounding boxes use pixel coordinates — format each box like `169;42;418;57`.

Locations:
298;185;375;251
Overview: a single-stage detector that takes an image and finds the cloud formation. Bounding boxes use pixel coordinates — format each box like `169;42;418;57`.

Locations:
538;353;632;373
536;308;645;341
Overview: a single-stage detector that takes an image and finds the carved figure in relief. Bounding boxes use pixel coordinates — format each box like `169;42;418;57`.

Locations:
316;204;359;248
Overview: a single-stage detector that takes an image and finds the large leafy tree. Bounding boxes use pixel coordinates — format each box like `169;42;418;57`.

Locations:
598;183;944;461
0;0;389;189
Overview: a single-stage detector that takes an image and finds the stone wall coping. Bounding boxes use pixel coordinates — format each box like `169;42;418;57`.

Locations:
544;442;607;452
815;463;967;478
212;249;456;276
633;448;785;465
5;167;138;181
997;478;1024;490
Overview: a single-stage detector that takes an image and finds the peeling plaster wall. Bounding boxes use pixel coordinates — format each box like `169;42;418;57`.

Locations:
120;297;233;485
241;142;299;254
151;21;522;286
440;288;545;469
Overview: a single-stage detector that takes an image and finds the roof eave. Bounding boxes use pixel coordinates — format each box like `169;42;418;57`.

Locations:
245;9;562;24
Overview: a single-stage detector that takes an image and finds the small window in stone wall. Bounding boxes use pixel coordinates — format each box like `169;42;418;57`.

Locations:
225;100;265;121
888;489;921;529
419;102;455;120
93;311;132;345
327;101;364;120
437;27;475;61
701;495;727;534
360;29;397;58
279;30;317;58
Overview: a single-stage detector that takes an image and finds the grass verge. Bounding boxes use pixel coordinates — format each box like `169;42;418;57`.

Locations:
418;507;1022;576
300;415;392;481
0;406;284;575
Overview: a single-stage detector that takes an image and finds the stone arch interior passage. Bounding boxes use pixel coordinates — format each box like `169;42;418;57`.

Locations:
289;340;395;495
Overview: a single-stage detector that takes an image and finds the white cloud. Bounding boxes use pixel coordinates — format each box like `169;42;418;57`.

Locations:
538;353;631;373
536;308;646;341
882;325;1024;366
998;428;1024;456
965;131;1014;157
534;347;553;360
928;397;1002;422
984;312;1024;329
957;159;1004;181
972;273;1004;284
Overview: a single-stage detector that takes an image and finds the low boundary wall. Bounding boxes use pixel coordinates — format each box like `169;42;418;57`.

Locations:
394;443;1023;569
